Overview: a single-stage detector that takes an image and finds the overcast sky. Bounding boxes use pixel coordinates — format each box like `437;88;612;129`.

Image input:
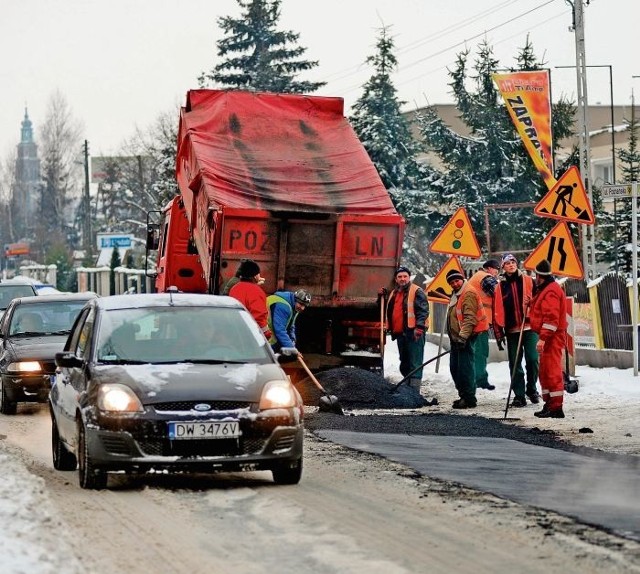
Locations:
1;0;637;159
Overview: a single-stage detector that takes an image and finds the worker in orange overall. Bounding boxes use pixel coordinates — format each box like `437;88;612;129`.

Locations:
527;259;567;418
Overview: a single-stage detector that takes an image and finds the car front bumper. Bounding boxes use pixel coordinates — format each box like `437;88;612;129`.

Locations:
83;409;304;473
2;373;51;403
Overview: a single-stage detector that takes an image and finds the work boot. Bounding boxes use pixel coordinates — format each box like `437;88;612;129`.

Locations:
534;407;565;418
479;383;496;391
452;398;476;409
409;378;422;393
527;392;541;404
511;396;527;408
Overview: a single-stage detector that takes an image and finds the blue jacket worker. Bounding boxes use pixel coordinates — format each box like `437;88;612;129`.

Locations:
267;289;312;352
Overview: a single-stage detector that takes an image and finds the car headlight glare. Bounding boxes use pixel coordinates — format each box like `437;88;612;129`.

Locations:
7;361;42;373
98;384;143;413
259;380;296;410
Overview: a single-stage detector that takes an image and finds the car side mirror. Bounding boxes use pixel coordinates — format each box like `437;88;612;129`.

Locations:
55;352;83;369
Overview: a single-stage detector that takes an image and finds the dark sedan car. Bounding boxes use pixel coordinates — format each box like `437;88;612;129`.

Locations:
49;292;304;490
0;292;97;414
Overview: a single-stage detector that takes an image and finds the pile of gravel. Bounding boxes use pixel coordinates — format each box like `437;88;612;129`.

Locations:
295;367;433;410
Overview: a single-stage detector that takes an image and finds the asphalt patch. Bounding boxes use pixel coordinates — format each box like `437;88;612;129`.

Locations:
294;367;432;409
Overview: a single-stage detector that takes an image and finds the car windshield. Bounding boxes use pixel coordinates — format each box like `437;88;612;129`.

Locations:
95;306;272;364
0;285;36;311
9;301;89;336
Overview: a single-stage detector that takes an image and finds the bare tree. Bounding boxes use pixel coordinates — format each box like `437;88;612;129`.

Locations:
37;90;83;252
0;150;17;245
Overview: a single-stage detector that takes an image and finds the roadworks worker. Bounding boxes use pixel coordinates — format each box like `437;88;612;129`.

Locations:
494;253;541;408
445;269;487;409
385;266;429;394
229;259;271;341
528;259;568;418
466;259;500;391
267;289;311;352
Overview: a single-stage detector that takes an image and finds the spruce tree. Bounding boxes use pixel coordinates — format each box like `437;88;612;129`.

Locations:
349;26;439;271
199;0;325;94
416;39;575;254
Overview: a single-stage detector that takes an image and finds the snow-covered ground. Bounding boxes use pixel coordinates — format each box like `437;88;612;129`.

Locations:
1;340;639;571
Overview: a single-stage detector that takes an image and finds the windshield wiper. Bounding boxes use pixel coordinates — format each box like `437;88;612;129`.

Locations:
99;358;148;365
13;331;43;337
153;359;244;365
48;330;71;336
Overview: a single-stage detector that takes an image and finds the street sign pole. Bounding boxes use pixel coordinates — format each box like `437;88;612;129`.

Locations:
632;181;638;376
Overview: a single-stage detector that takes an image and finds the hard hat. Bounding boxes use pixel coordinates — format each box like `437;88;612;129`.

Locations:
294;289;311;306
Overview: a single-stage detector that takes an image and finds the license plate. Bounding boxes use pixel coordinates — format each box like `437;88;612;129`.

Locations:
168;421;240;440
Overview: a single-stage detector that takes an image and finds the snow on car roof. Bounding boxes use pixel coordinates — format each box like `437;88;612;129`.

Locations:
95;293;243;311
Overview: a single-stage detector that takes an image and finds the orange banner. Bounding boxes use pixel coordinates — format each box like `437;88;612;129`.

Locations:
493;70;555;189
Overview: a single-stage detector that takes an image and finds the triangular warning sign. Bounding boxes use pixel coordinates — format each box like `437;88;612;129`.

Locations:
523;221;584;279
534;166;595;225
429;207;481;258
425;256;464;303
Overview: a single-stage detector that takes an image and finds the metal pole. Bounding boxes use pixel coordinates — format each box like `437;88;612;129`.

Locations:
83;140;92;256
632;180;638;376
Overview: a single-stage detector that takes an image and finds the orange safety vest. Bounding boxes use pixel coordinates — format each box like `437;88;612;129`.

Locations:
494;273;533;330
386;283;419;331
467;270;494;323
455;283;489;334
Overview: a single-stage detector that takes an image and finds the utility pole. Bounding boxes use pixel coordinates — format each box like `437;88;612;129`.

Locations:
567;0;596;278
83;140;92;258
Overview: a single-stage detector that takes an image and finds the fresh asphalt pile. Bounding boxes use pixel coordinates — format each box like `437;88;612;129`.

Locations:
295;367;435;409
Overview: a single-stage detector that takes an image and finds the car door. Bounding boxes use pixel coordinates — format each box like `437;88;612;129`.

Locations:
54;307;95;446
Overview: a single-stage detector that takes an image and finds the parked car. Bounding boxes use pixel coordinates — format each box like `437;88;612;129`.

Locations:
0;292;98;414
0;280;38;320
49;292;304;490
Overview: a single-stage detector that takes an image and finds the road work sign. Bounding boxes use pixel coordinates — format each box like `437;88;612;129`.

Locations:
523;221;583;279
601;183;632;200
534;166;594;225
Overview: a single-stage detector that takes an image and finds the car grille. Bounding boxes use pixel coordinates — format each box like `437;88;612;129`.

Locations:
137;436;268;457
153;400;252;412
100;434;133;455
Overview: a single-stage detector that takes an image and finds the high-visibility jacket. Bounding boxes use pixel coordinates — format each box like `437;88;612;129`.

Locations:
385;283;429;335
467;270;495;325
267;292;298;348
529;279;567;341
447;282;488;342
494;272;533;332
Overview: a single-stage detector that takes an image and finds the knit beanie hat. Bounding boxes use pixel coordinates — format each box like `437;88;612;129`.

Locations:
535;259;552;276
395;265;411;276
446;269;465;283
501;253;518;266
238;259;261;279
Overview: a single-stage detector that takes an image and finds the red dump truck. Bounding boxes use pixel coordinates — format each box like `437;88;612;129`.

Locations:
148;89;404;379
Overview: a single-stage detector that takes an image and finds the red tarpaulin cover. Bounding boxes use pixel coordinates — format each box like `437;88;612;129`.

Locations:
176;90;398;215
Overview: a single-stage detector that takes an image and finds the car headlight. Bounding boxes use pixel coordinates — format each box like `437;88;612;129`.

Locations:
98;384;144;413
7;361;42;373
259;380;297;410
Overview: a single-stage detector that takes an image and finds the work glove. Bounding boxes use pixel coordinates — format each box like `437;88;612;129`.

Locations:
279;347;298;357
413;328;424;341
377;287;388;297
496;337;505;351
452;338;468;351
493;325;505;340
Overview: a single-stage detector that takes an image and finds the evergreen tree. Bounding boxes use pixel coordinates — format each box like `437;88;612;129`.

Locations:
349;26;439;271
109;247;121;295
600;106;640;273
415;39;575;255
199;0;325;94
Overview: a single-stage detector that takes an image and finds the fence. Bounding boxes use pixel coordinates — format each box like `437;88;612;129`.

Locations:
77;266;155;297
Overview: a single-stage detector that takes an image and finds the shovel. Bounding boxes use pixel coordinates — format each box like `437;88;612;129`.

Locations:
390;350;450;394
295;353;344;415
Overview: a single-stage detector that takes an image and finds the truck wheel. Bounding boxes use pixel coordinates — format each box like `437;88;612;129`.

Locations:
52;416;76;471
272;458;302;485
77;421;107;490
0;379;17;415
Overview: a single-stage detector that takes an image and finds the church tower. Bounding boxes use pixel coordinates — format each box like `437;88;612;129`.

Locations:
13;107;41;238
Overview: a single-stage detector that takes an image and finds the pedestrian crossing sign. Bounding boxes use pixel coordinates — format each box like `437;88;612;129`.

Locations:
425;256;464;303
534;166;595;225
523;221;584;279
429;207;481;258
